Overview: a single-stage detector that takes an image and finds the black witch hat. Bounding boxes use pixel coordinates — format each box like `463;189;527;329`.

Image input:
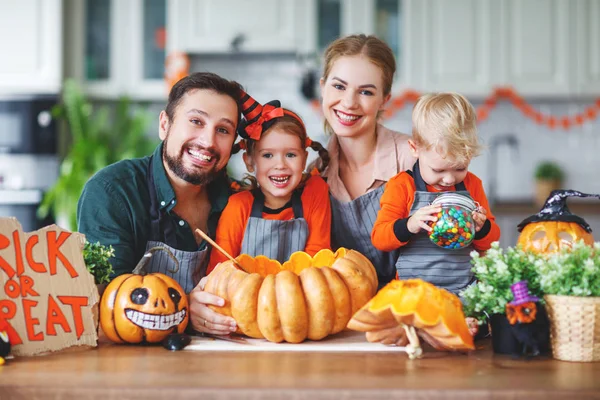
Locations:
517;190;600;232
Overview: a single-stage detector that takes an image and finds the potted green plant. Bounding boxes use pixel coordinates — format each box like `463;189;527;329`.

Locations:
82;240;114;331
83;241;115;293
37;79;158;231
461;242;545;354
536;240;600;362
534;161;565;207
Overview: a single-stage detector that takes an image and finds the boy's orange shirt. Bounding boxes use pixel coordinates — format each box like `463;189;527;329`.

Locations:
371;170;500;252
207;175;331;274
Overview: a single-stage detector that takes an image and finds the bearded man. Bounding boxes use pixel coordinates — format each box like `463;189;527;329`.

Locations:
77;72;241;335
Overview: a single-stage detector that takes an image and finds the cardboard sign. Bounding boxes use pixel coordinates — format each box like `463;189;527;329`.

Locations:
0;217;98;356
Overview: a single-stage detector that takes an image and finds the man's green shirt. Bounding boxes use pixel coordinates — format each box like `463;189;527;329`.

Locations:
77;143;231;277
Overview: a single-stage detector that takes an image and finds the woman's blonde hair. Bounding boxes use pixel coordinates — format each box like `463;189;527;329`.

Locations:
322;34;396;136
411;93;483;165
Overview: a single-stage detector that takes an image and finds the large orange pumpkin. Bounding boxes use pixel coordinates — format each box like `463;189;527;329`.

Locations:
100;247;189;344
517;190;598;253
348;279;475;355
204;248;378;343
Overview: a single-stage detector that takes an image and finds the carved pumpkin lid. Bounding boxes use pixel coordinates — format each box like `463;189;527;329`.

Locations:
517;190;600;233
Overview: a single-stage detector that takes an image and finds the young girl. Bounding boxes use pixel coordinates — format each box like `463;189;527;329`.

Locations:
207;92;331;273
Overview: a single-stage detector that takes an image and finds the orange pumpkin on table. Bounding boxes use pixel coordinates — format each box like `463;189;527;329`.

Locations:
204;248;378;343
100;247;189;344
347;279;475;358
517;190;599;253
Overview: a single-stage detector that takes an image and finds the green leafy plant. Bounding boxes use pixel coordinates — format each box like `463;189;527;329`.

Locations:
461;242;543;322
83;241;115;285
38;79;158;230
535;161;564;182
537;240;600;297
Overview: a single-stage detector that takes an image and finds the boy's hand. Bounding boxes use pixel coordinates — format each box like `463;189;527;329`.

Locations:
407;204;442;234
472;206;488;232
466;317;479;336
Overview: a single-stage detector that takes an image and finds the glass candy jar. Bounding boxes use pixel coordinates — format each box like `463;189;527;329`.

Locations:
429;193;477;249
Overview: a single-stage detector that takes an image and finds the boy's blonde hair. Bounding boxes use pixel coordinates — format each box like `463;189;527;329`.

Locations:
411;93;483;165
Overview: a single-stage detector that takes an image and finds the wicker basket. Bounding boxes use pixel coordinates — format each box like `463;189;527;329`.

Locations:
544;294;600;362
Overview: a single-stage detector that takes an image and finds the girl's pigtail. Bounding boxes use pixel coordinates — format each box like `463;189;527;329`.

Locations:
232;140;247;155
309;140;330;173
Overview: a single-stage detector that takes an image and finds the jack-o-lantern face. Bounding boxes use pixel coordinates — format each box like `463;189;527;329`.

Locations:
517;190;598;254
100;273;189;344
517;221;594;253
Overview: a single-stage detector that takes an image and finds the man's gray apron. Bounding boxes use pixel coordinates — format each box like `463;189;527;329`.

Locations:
330;185;398;289
241;188;308;263
142;155;209;294
395;162;475;296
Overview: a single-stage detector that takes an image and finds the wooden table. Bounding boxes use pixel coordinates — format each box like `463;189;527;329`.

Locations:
0;339;599;400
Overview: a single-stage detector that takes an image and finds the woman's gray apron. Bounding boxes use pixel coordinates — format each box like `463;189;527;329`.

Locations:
143;155;209;294
330;185;398;289
240;188;308;263
395;162;475;296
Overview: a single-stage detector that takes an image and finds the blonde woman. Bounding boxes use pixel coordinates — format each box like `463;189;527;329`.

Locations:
319;34;415;289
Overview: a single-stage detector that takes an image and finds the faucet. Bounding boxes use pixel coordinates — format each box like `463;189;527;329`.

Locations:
486;133;519;207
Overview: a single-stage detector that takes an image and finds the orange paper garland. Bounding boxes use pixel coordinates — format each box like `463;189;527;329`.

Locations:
310;87;600;130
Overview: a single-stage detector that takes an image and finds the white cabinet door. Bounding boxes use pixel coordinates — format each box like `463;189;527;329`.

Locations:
169;0;298;53
403;0;495;96
575;0;600;95
0;0;62;95
499;0;573;96
65;0;167;100
124;0;168;100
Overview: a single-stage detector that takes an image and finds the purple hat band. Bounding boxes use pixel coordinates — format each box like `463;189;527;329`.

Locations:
509;280;539;305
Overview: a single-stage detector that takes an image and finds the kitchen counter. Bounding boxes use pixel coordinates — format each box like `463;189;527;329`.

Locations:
0;338;599;399
491;199;600;248
493;199;600;215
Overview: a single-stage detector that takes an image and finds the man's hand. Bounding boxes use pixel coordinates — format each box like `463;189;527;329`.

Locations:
407;204;442;234
188;277;237;335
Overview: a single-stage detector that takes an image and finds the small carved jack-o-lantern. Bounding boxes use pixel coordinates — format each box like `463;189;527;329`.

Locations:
100;247;189;344
517;190;598;254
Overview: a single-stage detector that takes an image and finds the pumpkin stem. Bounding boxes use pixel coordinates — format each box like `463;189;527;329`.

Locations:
400;324;423;360
132;246;180;275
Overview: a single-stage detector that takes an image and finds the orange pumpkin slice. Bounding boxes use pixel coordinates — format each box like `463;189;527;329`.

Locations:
348;279;475;351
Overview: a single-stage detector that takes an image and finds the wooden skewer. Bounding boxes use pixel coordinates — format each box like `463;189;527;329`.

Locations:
195;228;241;267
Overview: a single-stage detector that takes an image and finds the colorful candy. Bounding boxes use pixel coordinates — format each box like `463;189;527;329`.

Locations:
428;193;476;249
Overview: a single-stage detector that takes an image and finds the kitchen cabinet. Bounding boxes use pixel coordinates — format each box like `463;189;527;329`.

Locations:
499;0;572;96
403;0;495;95
167;0;302;53
0;0;62;95
575;0;600;95
403;0;573;96
66;0;167;100
310;0;400;57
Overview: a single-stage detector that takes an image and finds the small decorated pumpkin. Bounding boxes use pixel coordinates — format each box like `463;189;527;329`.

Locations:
348;279;475;355
0;320;12;365
517;190;598;253
204;248;378;343
100;247;189;344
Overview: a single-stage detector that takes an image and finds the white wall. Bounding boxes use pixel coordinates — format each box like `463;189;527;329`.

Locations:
186;54;600;201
